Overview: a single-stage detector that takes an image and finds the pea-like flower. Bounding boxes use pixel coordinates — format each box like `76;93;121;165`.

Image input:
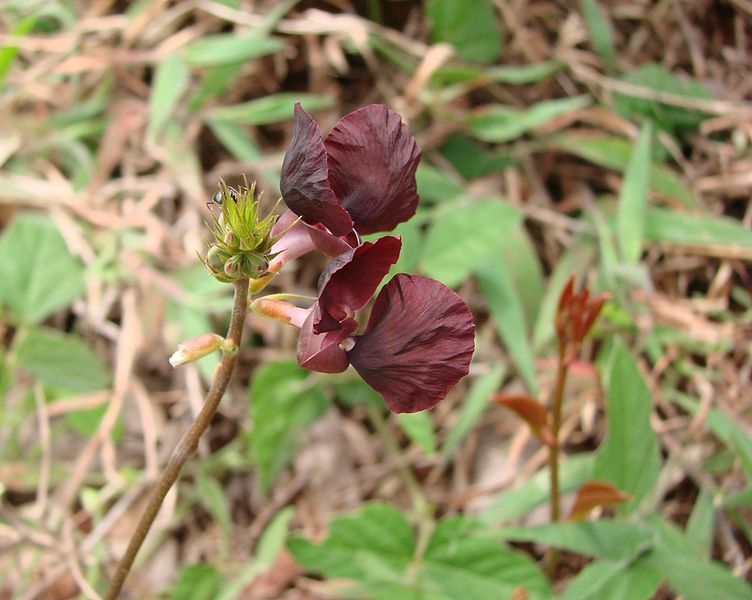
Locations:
266;103;421;275
253;237;475;413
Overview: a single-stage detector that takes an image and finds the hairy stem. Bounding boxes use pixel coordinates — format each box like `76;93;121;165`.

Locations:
105;278;249;599
544;340;570;579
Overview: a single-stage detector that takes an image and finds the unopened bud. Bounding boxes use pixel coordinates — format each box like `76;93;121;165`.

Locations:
169;333;225;367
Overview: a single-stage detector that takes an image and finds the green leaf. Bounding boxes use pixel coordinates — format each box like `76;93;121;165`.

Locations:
248;361;329;490
0;15;37;87
499;521;654;560
195;472;232;545
171;564;223;600
182;32;285;66
613;63;713;133
594;339;661;513
288;503;415;581
480;454;594;524
643;207;752;256
420;198;521;288
162;121;204;201
290;506;553;600
426;0;501;64
415;163;464;203
442;365;504;459
255;507;295;569
432;60;562;87
551;133;696;207
647;519;752;600
397;412;436;455
561;557;661;600
439;135;514;180
16;327;110;393
207;119;262;162
148;53;190;140
475;258;537;392
617;120;652;263
686;488;715;560
422;518;552;600
0;214;85;324
578;0;617;70
206;93;334;126
187;63;245;111
499;225;545;332
467;95;591;142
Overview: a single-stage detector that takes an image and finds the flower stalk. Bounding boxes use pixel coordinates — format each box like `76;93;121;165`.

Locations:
104;278;249;599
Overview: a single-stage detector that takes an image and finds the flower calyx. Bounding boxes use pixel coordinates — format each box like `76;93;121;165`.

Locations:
204;180;280;283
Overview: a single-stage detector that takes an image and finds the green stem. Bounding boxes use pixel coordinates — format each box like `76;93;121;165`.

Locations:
104;278;250;599
544;341;570;579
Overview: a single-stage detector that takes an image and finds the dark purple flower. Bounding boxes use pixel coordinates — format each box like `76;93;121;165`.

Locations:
280;103;421;237
291;238;475;413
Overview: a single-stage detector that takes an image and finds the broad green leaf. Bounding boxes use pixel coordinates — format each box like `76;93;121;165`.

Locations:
415;163;464;203
647;519;752;600
498;521;654;560
248;361;329;490
442;365;504;459
467;95;591;142
594;339;661;513
182;32;285;66
578;0;617;70
617;120;652;263
171;564;223;600
288;503;415;580
148;53;189;140
426;0;501;64
480;454;594;524
613;63;713;133
206;93;334;126
475;258;537;392
561;557;661;600
290;506;553;600
422;517;552;600
439;135;514;179
397;412;436;455
551;133;695;207
334;377;383;410
643;207;752;256
0;214;85;324
421;198;522;288
16;327;110;393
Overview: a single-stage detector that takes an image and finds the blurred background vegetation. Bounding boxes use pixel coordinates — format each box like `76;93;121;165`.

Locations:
0;0;751;598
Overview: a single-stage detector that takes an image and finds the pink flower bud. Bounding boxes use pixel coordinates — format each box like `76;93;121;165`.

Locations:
169;333;225;367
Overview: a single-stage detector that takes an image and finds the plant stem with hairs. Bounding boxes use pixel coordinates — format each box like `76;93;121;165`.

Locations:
104;278;249;599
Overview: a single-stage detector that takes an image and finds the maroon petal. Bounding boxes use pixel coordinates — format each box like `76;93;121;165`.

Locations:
314;236;402;334
324;104;421;235
280;103;353;236
297;309;355;373
347;274;475;413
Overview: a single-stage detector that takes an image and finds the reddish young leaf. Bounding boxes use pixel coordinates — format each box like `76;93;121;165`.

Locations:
493;393;553;446
568;479;631;521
